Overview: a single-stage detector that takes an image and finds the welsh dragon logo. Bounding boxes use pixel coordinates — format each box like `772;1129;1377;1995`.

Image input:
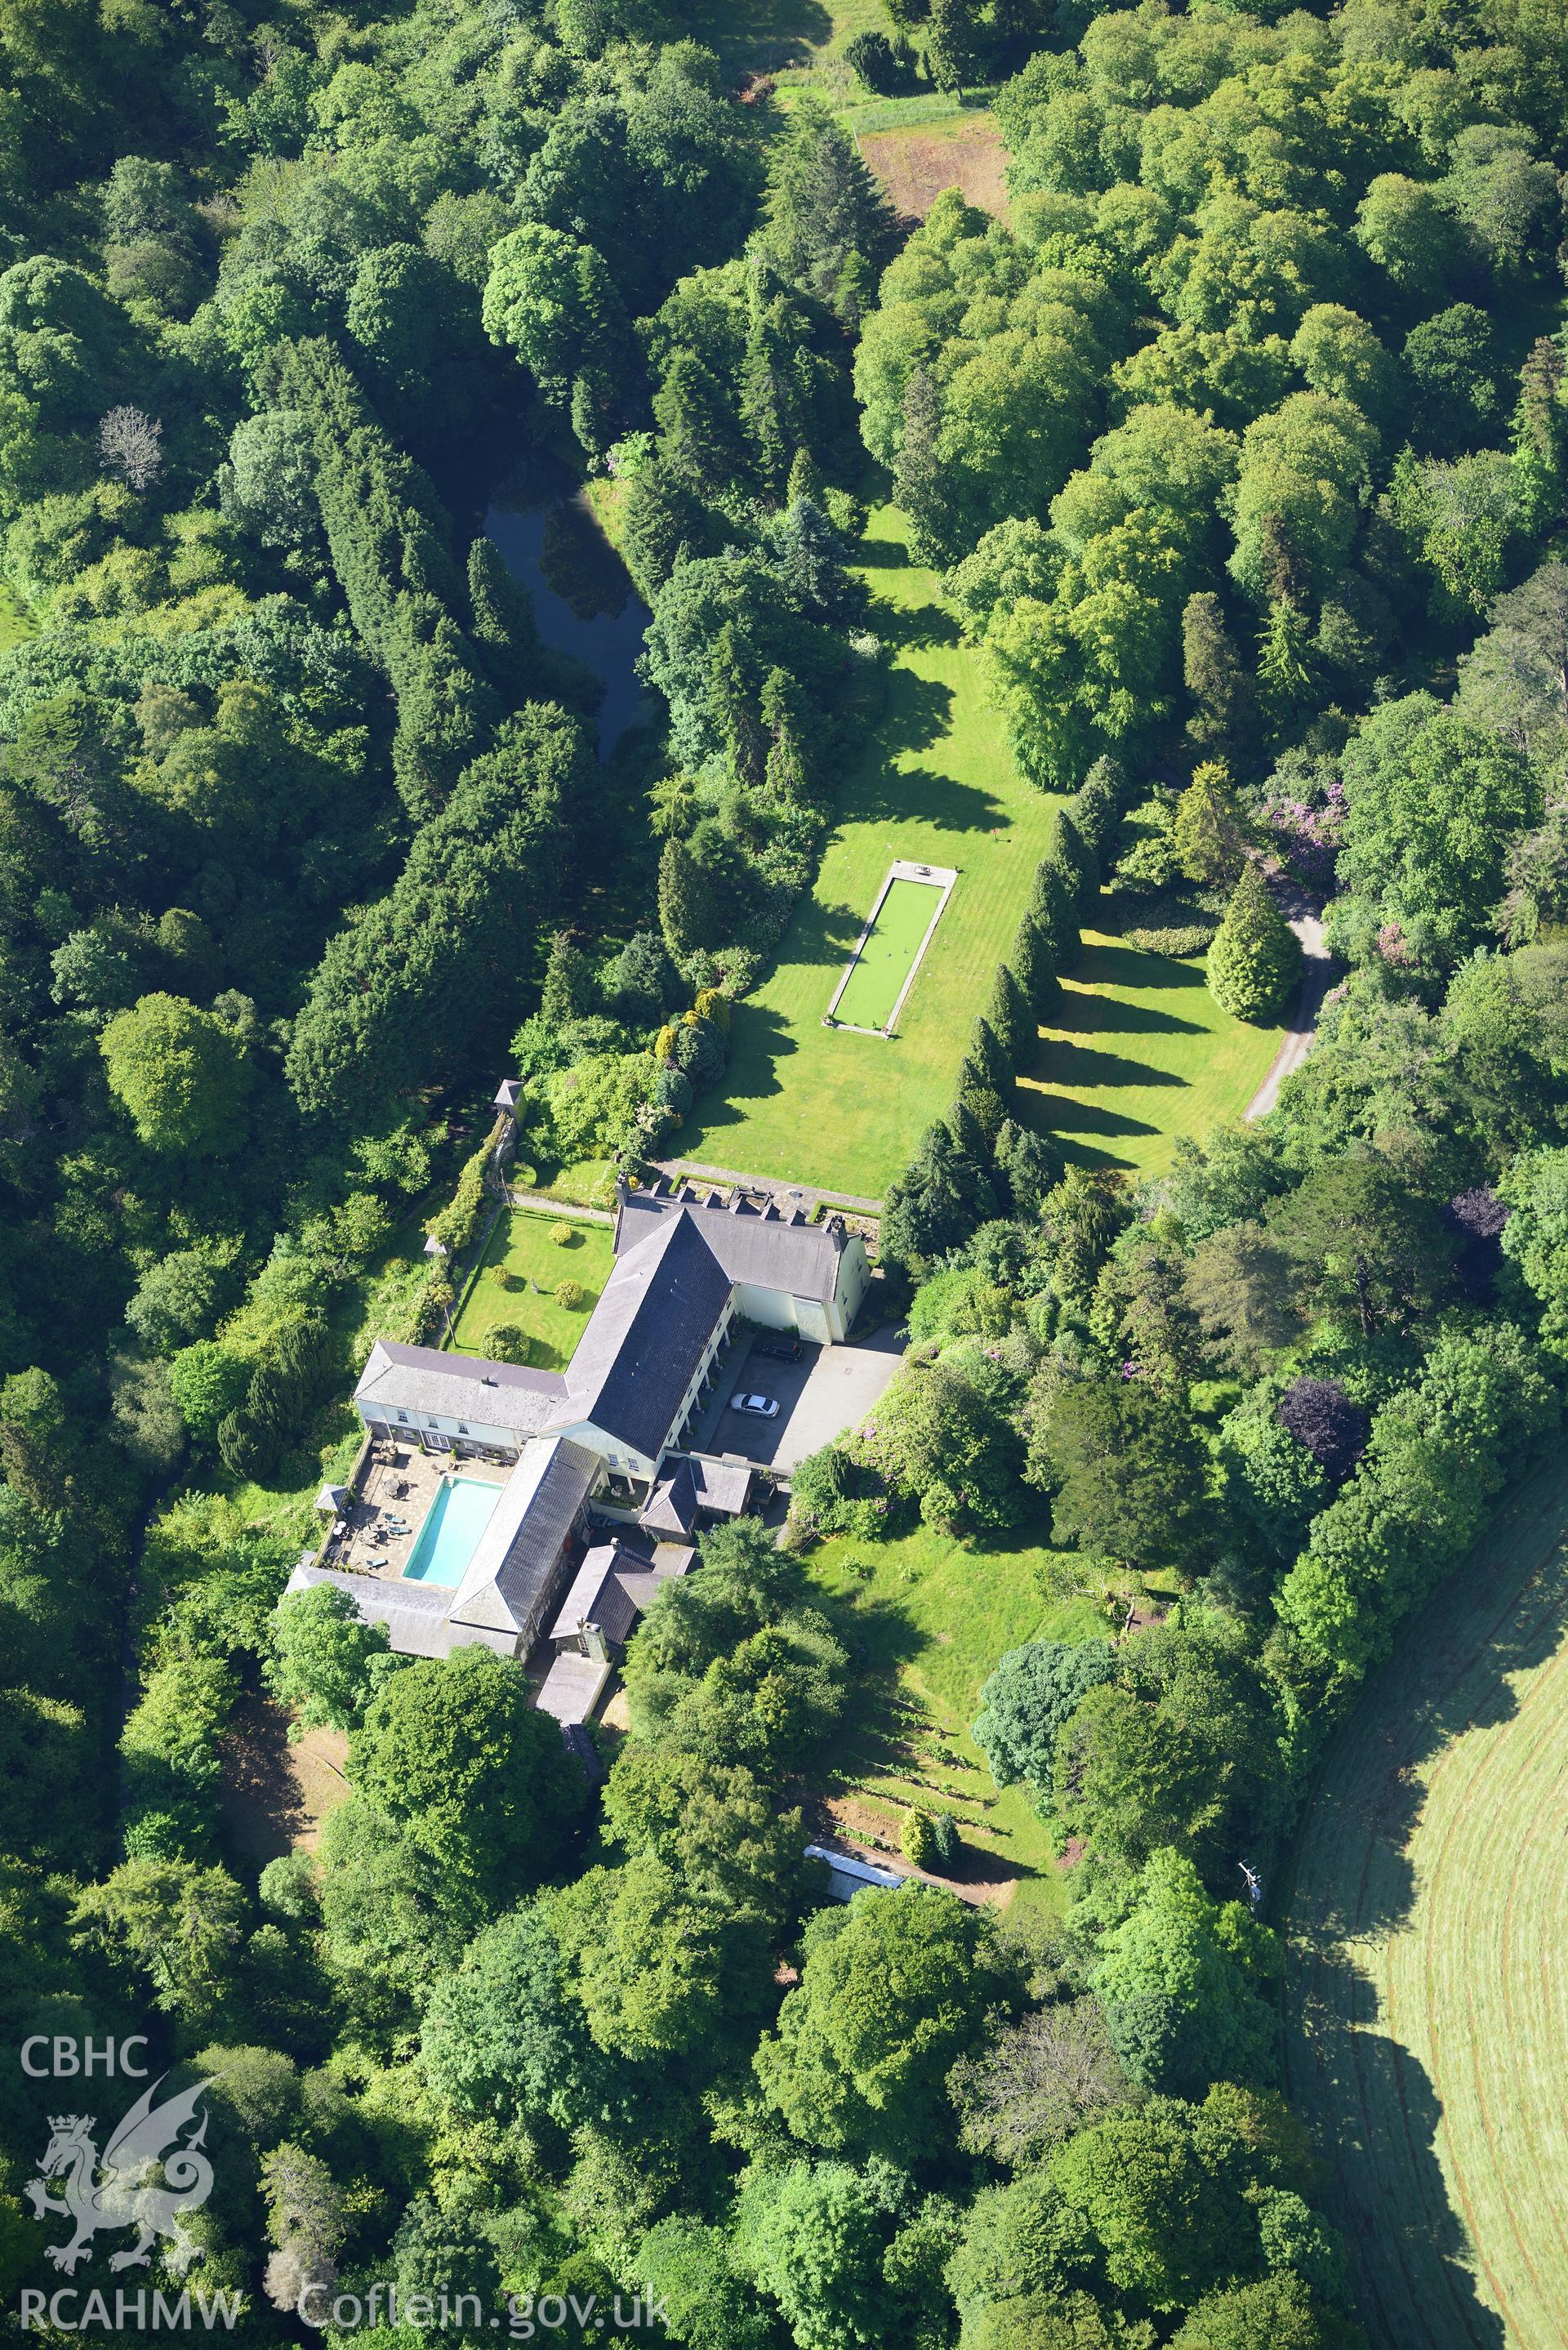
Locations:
24;2073;217;2276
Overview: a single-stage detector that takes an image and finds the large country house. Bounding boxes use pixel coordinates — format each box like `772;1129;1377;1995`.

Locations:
285;1181;871;1675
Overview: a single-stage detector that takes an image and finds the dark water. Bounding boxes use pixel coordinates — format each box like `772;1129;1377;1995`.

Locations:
483;490;652;756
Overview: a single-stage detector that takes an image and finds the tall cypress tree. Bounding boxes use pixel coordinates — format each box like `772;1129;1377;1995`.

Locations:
893;367;958;566
1009;913;1058;1016
1028;858;1080;969
986;963;1035;1067
969;1013;1013;1095
708;623;764;792
467;537;542;707
658;836;721;964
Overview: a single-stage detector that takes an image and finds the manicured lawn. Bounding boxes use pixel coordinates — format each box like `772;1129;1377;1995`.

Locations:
448;1208;614;1370
684;506;1066;1196
802;1521;1138;1914
1283;1453;1568;2350
683;506;1281;1197
1018;930;1283;1179
833;873;945;1031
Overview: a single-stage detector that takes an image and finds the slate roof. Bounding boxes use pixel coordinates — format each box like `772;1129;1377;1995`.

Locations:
548;1540;650;1647
640;1459;698;1535
355;1340;567;1438
285;1561;457;1661
639;1453;753;1533
448;1436;600;1635
564;1211;730;1458
616;1183;852;1303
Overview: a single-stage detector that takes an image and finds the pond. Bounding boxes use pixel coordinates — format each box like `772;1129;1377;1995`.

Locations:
483;488;653;756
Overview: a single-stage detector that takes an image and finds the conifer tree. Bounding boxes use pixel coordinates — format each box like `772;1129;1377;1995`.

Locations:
994;1118;1062;1219
708;623;764;792
1172;761;1250;887
761;667;813;802
653;350;741;490
969;1014;1013;1096
1073;756;1126;866
881;1122;989;1269
1207;864;1303;1021
1029;854;1080;967
658;837;721;965
467;537;541;707
1257;599;1316;736
621;457;710;600
786;447;823;506
1009;912;1058;1017
986;962;1035;1066
1183;591;1261;764
893;368;957;566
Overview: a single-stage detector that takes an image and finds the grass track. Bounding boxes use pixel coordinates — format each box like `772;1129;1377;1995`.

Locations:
1282;1453;1568;2349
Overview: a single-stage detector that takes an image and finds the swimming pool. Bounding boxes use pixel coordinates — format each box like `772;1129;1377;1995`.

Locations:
403;1478;501;1588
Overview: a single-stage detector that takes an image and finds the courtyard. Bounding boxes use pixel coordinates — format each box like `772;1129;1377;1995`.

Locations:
687;1323;903;1474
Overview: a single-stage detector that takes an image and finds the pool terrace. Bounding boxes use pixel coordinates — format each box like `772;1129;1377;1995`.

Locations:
317;1447;511;1586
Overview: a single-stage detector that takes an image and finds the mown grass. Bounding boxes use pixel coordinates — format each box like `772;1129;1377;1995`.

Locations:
834;873;945;1030
801;1520;1151;1915
1019;930;1282;1179
684;506;1280;1197
1282;1452;1568;2350
448;1207;615;1369
684;506;1065;1194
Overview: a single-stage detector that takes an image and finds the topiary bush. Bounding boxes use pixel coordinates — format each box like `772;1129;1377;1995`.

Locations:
555;1278;586;1310
550;1222;576;1247
482;1325;529;1364
487;1262;514;1289
902;1808;937;1868
1207;864;1302;1021
929;1812;960;1871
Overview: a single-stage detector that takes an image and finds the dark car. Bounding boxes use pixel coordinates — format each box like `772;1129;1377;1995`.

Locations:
754;1336;802;1362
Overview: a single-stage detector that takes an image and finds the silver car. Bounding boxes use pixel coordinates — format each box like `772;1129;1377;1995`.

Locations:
729;1393;780;1419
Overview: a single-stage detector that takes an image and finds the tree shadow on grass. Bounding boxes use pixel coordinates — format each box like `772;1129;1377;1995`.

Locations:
1045;990;1206;1041
1029;1038;1187;1090
686;0;832;71
874;671;956;763
851;754;1009;838
1286;1957;1507;2350
875;595;964;656
1076;938;1212;992
1279;1462;1568;2348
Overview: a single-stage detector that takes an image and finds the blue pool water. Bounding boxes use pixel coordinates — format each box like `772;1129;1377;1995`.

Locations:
403;1478;501;1588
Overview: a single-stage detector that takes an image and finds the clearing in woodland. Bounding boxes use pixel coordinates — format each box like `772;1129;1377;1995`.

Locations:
684;507;1278;1197
1283;1451;1568;2350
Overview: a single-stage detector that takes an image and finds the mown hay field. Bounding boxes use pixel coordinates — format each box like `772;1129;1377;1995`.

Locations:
1283;1453;1568;2350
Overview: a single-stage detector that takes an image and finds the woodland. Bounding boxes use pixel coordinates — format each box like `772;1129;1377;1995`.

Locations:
5;0;1568;2347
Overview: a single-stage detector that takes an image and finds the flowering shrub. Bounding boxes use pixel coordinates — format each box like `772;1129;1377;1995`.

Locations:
1258;774;1345;888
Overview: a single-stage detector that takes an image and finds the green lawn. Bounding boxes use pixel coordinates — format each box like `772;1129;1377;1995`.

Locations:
1283;1453;1568;2350
684;506;1064;1194
683;506;1281;1197
802;1521;1147;1914
685;0;881;90
833;873;945;1031
448;1208;614;1369
1019;930;1283;1179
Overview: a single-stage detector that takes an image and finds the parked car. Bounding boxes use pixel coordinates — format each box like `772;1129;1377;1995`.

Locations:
730;1393;780;1419
755;1336;802;1362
